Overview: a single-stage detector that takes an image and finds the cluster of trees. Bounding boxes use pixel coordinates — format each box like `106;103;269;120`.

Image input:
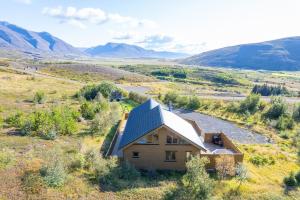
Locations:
6;105;79;139
165;156;248;200
163;92;201;111
208;73;240;85
76;82;126;101
252;84;289;96
128;91;148;104
151;69;187;79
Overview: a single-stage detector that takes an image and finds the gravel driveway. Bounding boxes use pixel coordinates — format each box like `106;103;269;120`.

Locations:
174;109;271;144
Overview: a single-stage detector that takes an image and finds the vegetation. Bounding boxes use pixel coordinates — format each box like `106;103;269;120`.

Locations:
252;84;289;96
33;91;46;104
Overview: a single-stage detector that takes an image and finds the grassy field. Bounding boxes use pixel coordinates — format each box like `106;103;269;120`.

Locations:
0;64;299;200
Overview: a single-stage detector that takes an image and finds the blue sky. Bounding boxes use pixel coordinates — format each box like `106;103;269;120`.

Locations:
1;0;300;53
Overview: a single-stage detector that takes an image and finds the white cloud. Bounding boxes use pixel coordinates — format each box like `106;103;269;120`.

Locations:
42;6;156;28
15;0;32;4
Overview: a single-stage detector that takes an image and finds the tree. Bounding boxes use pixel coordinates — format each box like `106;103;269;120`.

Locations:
239;94;261;114
182;156;214;200
264;97;288;119
187;96;201;110
215;155;235;180
163;91;178;105
293;104;300;122
235;163;248;190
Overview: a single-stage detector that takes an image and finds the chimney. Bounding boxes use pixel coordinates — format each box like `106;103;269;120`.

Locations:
168;101;173;112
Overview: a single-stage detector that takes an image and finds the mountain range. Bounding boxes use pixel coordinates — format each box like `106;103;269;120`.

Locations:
85;43;188;59
0;21;187;59
181;37;300;71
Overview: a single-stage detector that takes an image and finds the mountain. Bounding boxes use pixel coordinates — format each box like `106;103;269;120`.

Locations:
0;21;82;57
181;37;300;71
85;43;188;59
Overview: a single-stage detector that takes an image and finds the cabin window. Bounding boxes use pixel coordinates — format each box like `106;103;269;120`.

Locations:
166;135;179;144
136;132;159;144
165;151;176;161
132;152;139;158
186;151;192;161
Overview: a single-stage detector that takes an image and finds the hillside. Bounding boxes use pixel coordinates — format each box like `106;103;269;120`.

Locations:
181;37;300;71
0;21;83;57
85;42;188;59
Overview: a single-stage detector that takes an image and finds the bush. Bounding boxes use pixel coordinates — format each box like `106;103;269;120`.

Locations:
128;91;148;104
80;101;97;120
42;129;57;140
187;96;201;110
6;111;26;128
295;171;300;184
33;91;46;104
239;94;261;114
40;159;67;188
182;156;214;200
77;82;122;101
163;91;179;105
119;160;140;180
293;104;300;122
264;97;288;119
69;153;85;172
249;154;275;166
252;84;289;96
283;172;297;187
275;115;295;130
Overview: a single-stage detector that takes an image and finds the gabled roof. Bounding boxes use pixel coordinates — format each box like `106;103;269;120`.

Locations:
119;99;206;150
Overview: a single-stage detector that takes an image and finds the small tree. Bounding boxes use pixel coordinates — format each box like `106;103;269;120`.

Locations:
235;163;248;190
239;94;261;114
33;91;46;104
293;104;300;122
264;97;287;119
182;156;214;200
215;155;235;180
187;96;201;110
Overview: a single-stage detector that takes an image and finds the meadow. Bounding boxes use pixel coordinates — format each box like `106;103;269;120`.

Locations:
0;61;300;200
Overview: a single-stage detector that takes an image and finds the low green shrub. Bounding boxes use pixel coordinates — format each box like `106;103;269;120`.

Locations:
33;91;46;104
276;115;295;130
69;153;85;172
0;150;14;169
283;172;297;187
249;154;275;166
40;159;67;188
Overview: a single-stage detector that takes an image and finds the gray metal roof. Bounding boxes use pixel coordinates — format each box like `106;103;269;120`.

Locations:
119;99;206;150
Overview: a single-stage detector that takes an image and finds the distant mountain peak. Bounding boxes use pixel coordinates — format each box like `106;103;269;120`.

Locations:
181;36;300;71
85;42;188;59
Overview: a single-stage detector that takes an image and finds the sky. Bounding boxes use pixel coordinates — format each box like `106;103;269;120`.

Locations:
1;0;300;54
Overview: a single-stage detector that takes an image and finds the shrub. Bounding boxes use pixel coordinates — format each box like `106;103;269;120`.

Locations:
235;163;248;190
249;154;275;166
6;111;26;128
128;91;148;104
163;91;179;105
69;153;85;172
293;104;300;122
119;160;140;180
182;156;214;200
252;84;289;96
283;172;297;187
0;115;3;129
42;129;57;140
275;115;295;130
33;91;46;104
80;101;97;120
264;97;288;119
215;155;235;180
239;94;261;114
187;96;201;110
295;171;300;184
40;159;67;188
51;106;79;135
77;82;122;100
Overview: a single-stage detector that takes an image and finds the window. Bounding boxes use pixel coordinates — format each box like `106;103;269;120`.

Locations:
186;151;192;161
136;132;159;144
132;152;139;158
166;135;179;144
165;151;176;162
